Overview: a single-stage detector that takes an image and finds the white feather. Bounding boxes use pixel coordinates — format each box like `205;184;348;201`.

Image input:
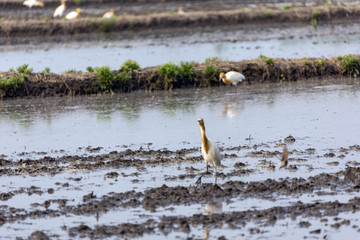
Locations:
201;138;221;170
54;4;65;18
225;71;245;86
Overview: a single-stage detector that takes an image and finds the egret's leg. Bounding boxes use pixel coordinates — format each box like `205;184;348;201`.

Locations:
214;168;218;185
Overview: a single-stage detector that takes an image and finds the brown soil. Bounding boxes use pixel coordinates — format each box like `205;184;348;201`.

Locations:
0;55;357;100
1;5;360;44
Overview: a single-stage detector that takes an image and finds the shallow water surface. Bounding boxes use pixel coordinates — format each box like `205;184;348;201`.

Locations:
1;22;360;73
1;78;360;239
1;78;360;157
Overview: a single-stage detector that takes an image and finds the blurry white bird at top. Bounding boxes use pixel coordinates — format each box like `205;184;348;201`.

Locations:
54;0;66;18
65;8;82;20
23;0;44;8
177;7;185;15
103;8;115;19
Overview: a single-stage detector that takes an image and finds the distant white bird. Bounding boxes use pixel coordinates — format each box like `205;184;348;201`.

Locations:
23;0;44;8
280;145;289;168
219;71;245;93
177;7;184;15
198;118;222;185
103;8;115;19
65;8;82;20
53;0;66;18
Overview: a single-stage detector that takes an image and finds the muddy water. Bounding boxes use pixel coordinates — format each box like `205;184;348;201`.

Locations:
1;78;360;239
1;22;360;73
1;78;360;157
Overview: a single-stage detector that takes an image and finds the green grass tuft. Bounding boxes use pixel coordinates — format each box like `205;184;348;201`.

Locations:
259;55;274;66
95;66;115;92
157;62;181;87
283;5;291;10
17;64;33;75
0;75;25;98
204;63;221;86
340;54;359;77
42;67;51;73
311;11;321;26
121;60;141;72
87;66;95;72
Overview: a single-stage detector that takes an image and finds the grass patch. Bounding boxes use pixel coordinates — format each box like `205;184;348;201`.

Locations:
283;5;291;10
259;55;274;66
311;11;321;26
340;54;359;77
264;11;272;17
121;60;141;72
87;66;95;72
42;67;51;73
115;71;131;91
315;59;325;69
204;63;221;86
205;56;220;64
74;0;81;5
17;64;33;75
64;69;82;73
304;61;311;66
0;75;25;98
179;61;197;84
95;66;115;92
157;62;181;88
99;18;117;33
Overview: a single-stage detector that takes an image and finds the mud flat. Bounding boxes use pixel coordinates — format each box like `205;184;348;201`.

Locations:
1;5;360;45
1;143;360;239
1;55;359;99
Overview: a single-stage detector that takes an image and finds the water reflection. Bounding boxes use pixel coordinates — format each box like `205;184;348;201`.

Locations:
1;78;360;156
203;201;223;239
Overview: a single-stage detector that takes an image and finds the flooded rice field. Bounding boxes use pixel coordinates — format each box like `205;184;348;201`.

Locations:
1;78;360;239
1;22;360;73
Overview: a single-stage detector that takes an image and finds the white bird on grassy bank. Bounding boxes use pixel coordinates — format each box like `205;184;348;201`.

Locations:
219;71;245;93
54;0;66;18
103;8;115;19
197;118;222;185
177;7;185;15
65;8;82;20
23;0;44;8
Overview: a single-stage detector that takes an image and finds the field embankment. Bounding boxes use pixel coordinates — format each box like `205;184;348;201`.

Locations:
1;55;359;99
1;5;360;44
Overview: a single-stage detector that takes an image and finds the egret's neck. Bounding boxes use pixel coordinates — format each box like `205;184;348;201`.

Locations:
200;126;209;154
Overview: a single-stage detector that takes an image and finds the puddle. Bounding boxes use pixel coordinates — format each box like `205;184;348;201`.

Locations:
1;22;360;73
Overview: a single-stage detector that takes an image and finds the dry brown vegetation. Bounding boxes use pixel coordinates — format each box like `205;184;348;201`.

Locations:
1;5;360;42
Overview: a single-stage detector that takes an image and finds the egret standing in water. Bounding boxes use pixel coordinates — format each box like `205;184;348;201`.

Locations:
197;118;222;185
53;0;66;18
23;0;44;8
103;8;115;19
65;8;82;20
219;71;245;93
